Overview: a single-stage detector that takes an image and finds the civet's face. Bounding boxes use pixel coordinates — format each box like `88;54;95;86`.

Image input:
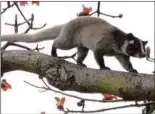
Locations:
124;33;148;58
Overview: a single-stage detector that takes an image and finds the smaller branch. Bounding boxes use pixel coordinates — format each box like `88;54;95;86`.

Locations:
59;53;77;61
14;2;47;32
7;1;11;7
14;1;31;26
82;103;85;112
90;1;123;18
5;13;45;33
39;89;49;93
5;23;15;26
1;42;10;51
89;11;96;16
90;10;122;18
24;79;124;103
24;14;34;33
32;44;45;52
81;100;85;112
100;12;123;18
1;2;16;14
43;80;124;103
6;43;32;50
31;24;47;30
1;42;44;52
24;81;47;90
77;99;85;111
15;14;18;33
97;1;100;17
65;101;155;113
22;13;46;33
5;18;32;26
1;42;32;51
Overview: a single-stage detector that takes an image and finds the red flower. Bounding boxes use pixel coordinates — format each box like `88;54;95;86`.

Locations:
19;1;28;6
55;97;65;111
1;79;12;91
102;93;117;100
32;1;40;6
78;5;92;16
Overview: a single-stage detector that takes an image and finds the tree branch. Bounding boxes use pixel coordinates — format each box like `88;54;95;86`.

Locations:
24;79;124;103
1;42;32;51
5;18;32;26
1;50;155;101
1;2;16;14
1;42;44;52
14;1;31;26
64;101;155;113
90;1;123;18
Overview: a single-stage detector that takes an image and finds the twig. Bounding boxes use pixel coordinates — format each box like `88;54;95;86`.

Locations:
65;101;155;113
58;53;77;61
14;2;47;31
39;89;49;93
24;14;34;33
24;81;47;90
77;99;85;111
1;42;32;51
5;18;32;26
1;42;45;52
31;24;47;30
82;100;85;112
6;43;32;50
24;79;125;103
7;1;11;7
82;103;85;112
15;14;18;33
14;1;31;26
1;42;10;51
100;12;122;18
33;44;45;52
90;1;123;18
1;2;16;14
97;1;100;17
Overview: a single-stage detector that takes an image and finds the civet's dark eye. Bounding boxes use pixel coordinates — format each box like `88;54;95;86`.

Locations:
128;44;134;49
134;45;138;49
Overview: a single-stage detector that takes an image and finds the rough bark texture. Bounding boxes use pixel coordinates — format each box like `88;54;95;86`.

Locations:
1;50;155;101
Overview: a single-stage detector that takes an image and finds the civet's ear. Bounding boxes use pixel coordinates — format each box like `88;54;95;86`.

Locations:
127;33;134;40
127;33;134;37
143;41;148;45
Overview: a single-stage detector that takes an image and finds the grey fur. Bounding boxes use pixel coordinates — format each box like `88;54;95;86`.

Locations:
115;54;137;72
52;17;147;72
1;16;147;72
1;25;63;42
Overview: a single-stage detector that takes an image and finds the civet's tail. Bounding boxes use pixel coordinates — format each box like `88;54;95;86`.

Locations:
1;25;63;43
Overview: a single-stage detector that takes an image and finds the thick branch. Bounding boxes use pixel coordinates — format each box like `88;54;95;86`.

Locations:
1;50;155;101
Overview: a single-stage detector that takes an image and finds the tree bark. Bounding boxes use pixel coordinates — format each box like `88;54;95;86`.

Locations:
145;104;155;114
1;50;155;101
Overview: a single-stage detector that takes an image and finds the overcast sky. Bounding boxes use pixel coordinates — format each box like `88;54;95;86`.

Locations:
1;2;154;114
